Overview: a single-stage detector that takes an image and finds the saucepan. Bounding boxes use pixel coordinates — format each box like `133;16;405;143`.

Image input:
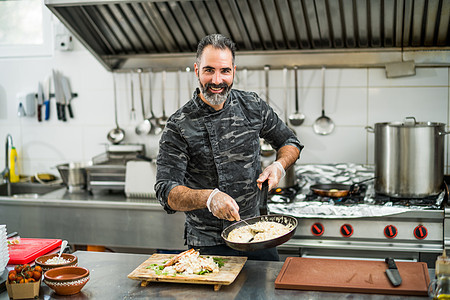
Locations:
310;177;375;198
221;214;298;252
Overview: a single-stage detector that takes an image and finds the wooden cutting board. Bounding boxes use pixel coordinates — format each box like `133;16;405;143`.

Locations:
128;253;247;291
275;257;430;296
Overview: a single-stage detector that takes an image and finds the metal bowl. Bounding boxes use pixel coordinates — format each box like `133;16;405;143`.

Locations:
56;163;88;192
221;214;297;252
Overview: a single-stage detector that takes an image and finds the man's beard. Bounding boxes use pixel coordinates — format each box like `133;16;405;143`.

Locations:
199;80;233;106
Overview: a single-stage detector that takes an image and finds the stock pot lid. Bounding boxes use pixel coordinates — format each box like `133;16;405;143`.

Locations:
375;121;445;128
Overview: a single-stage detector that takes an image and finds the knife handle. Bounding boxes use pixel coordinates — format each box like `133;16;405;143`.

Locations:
385;257;397;269
259;180;269;215
44;100;50;120
37;104;42;122
61;105;67;122
56;102;62;120
67;103;74;118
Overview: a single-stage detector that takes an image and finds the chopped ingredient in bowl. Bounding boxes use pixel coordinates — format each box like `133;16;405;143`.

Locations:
45;257;71;265
228;221;292;243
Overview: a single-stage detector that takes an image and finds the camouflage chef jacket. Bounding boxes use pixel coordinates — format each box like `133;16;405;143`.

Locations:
155;88;303;247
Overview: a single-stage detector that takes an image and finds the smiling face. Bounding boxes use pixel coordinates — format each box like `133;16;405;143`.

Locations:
194;45;236;110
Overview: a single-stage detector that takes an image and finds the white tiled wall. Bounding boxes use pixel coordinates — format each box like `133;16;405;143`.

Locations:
0;39;449;176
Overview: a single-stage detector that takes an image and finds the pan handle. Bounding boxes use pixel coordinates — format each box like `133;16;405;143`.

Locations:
259;180;269;215
365;126;374;133
349;177;376;194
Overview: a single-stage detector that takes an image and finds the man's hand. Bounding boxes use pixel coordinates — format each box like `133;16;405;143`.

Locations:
206;189;241;221
257;161;286;190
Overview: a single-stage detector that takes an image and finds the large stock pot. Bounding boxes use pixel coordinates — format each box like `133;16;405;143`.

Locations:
368;117;448;198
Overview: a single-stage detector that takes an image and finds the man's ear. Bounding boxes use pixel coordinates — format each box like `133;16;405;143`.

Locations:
194;63;199;78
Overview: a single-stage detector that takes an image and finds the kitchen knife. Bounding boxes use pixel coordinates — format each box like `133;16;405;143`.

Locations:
385;257;402;286
37;82;44;122
61;76;74;118
53;70;66;121
52;70;62;121
57;72;67;121
43;76;51;120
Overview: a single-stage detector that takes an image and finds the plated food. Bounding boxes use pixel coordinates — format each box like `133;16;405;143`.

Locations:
227;221;293;243
147;249;224;276
128;252;247;291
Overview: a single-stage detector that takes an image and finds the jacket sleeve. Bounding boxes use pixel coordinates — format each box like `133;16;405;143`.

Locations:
155;117;189;214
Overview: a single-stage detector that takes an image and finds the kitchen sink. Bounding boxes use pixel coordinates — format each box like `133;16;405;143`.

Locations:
0;182;63;197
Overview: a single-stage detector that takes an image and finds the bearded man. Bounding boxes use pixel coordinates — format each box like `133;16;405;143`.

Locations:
155;34;303;261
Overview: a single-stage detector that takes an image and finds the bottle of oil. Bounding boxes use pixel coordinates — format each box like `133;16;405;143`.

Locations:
431;250;450;299
9;146;20;183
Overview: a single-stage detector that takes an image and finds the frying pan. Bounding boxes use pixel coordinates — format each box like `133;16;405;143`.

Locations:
310;177;375;197
221;214;298;252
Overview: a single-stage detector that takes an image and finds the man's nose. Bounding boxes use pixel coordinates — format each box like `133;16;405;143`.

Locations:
212;72;223;84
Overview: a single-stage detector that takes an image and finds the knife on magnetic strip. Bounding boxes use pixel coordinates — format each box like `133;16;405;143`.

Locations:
37;82;44;122
385;257;402;287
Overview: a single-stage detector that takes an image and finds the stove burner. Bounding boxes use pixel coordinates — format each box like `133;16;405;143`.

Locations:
269;185;301;202
269;182;442;210
372;194;441;209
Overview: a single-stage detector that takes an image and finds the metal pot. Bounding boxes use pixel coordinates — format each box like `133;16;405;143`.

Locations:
368;117;448;198
56;162;88;193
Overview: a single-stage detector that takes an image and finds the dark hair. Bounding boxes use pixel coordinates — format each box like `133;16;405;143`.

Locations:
196;34;236;66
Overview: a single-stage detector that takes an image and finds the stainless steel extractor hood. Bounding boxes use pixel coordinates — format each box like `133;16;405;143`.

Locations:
45;0;449;71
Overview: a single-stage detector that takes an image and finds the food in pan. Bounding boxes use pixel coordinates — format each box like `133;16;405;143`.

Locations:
227;221;293;243
146;249;226;276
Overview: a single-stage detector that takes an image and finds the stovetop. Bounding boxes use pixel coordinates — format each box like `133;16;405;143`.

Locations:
268;164;445;218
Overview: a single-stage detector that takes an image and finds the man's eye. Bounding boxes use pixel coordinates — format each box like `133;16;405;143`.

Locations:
205;69;214;73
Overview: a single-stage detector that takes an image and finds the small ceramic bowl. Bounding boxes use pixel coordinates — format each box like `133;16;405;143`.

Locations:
35;253;78;272
43;266;89;295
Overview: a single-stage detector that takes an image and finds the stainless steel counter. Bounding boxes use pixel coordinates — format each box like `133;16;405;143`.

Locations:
0;188;186;250
0;251;432;299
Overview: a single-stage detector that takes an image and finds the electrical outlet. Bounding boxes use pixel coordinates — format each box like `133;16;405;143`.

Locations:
55;34;73;51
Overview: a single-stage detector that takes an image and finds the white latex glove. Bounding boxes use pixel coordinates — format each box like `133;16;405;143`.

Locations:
257;161;286;190
206;189;240;221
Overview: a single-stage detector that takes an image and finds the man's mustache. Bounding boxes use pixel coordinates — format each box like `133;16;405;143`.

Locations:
204;82;229;90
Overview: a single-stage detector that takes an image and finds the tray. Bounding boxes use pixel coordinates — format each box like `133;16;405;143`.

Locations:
8;238;62;265
275;257;430;296
128;253;247;291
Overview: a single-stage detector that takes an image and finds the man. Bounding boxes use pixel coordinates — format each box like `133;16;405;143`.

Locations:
155;34;303;261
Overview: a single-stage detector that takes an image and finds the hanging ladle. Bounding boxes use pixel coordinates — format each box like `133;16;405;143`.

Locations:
107;73;125;144
135;68;152;135
148;70;161;135
260;65;276;157
313;66;335;135
156;70;168;131
129;73;136;121
289;66;305;126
